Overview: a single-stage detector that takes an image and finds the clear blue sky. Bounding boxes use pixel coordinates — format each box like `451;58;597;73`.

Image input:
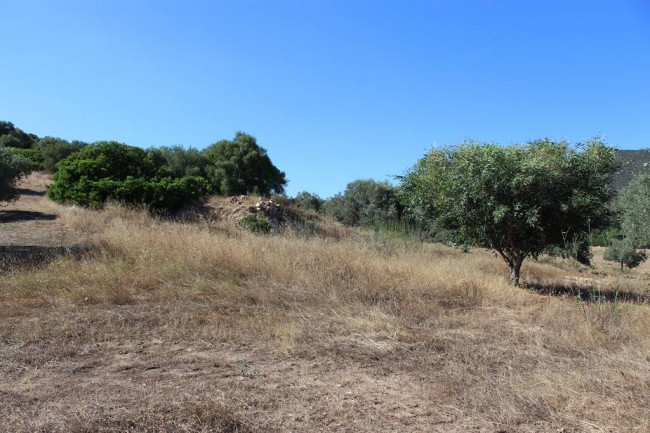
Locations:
2;0;649;197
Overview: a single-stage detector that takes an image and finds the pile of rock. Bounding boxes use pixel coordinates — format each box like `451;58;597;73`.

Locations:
248;198;285;227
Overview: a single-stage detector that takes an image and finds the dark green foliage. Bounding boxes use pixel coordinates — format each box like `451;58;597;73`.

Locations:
148;146;209;178
10;148;44;170
0;146;33;203
36;137;87;172
47;141;209;212
0;121;38;149
238;214;272;234
293;191;324;212
400;138;619;284
203;132;286;196
604;239;647;270
322;179;402;227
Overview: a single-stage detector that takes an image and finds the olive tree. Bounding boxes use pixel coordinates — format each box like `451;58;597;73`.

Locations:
400;138;618;285
604;174;650;270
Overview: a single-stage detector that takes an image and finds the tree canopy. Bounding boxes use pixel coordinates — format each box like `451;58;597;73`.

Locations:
400;138;619;285
0;121;38;149
604;174;650;270
203;132;286;196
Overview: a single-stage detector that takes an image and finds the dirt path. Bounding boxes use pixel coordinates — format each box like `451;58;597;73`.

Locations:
0;172;89;270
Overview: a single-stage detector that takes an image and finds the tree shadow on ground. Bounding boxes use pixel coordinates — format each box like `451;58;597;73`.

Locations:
0;245;89;274
0;210;56;223
524;282;649;304
14;187;46;197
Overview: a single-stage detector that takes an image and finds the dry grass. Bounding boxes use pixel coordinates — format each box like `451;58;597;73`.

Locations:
1;188;649;432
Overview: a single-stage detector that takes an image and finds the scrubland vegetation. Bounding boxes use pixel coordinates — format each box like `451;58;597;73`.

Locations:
1;178;649;432
1;120;650;431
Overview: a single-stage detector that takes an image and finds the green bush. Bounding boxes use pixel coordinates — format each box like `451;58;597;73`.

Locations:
604;239;647;270
293;191;324;212
47;141;210;213
238;214;272;234
0;146;33;203
11;148;44;170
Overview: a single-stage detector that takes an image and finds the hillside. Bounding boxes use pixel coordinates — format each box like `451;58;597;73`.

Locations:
613;148;650;190
1;173;649;432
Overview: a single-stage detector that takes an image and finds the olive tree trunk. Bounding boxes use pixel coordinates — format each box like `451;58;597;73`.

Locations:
509;258;524;286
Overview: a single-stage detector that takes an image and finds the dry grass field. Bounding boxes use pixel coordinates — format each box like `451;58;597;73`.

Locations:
1;174;649;432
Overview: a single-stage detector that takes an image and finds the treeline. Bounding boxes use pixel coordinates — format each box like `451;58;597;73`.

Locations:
0;121;285;212
2;121;648;277
294;140;649;276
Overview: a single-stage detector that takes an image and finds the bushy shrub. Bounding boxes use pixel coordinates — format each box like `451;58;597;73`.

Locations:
238;214;271;234
0;146;32;203
48;141;209;212
604;239;647;270
11;148;44;170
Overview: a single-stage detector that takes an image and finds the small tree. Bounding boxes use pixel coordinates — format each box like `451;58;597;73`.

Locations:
293;191;324;212
0;146;33;204
401;138;618;285
36;137;87;172
322;179;402;227
202;132;286;196
604;174;650;270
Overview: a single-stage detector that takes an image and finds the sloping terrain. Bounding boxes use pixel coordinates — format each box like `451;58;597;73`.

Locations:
613;148;650;190
0;174;648;432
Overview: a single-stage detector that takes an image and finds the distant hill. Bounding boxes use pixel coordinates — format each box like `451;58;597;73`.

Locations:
613;149;650;191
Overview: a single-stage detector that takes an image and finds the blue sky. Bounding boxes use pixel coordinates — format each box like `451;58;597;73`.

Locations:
2;0;649;197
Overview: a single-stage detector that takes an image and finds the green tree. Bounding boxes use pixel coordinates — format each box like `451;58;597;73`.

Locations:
148;145;209;178
604;174;650;270
0;146;33;204
618;174;650;248
202;132;286;196
323;179;403;227
0;121;38;149
36;137;87;172
293;191;324;212
400;138;618;285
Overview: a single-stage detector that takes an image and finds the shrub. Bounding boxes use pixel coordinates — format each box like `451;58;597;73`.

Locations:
293;191;324;212
0;146;32;203
238;214;272;234
48;141;209;213
604;239;647;270
11;148;44;170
